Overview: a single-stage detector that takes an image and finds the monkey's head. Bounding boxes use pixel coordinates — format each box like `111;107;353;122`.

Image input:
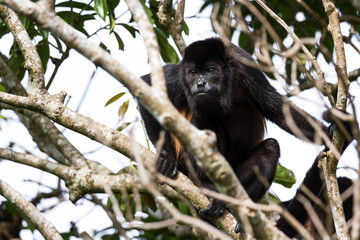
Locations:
181;38;233;113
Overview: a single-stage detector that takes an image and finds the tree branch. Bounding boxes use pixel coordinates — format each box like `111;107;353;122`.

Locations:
0;179;63;240
321;0;351;239
0;4;45;93
249;0;336;107
0;89;242;236
157;0;187;55
125;0;167;92
0;9;89;169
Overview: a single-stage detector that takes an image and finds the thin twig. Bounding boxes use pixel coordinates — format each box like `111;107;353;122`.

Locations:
249;0;336;107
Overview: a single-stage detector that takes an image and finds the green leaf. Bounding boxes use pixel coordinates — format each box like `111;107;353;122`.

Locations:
0;114;7;121
94;0;108;21
119;23;139;38
106;0;121;11
55;1;94;11
177;200;192;215
106;0;121;32
274;164;296;188
0;21;10;38
268;193;280;204
116;122;131;132
199;1;213;12
0;83;6;92
2;201;36;231
38;28;49;41
57;11;95;37
105;92;126;106
101;234;120;240
99;42;110;53
154;27;180;63
113;31;124;50
53;37;64;53
118;99;130;120
19;15;30;29
140;0;155;24
7;45;26;80
36;39;50;73
182;21;189;36
238;32;248;49
109;12;116;32
60;230;78;240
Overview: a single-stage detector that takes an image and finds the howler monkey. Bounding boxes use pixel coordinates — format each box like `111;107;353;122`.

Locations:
139;38;330;220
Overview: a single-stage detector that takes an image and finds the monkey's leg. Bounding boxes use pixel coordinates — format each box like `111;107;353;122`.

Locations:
156;133;178;178
236;138;280;202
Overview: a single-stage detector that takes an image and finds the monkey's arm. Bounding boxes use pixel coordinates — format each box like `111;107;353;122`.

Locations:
139;64;184;178
243;66;328;143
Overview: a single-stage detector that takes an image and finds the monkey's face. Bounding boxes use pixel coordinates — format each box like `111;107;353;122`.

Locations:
183;62;224;108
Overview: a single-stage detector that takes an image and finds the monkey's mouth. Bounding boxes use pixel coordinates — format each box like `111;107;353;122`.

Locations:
193;91;218;105
194;92;208;96
194;92;213;101
193;90;215;96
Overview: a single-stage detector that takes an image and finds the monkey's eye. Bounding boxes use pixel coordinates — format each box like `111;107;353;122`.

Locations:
189;69;197;75
207;67;216;73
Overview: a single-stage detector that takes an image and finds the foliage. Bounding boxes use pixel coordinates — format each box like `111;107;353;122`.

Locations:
274;164;296;188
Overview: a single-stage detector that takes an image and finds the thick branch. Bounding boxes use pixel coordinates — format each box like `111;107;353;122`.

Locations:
0;179;63;240
0;148;158;201
0;4;45;93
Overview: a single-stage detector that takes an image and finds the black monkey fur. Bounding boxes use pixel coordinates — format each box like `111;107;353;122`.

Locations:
139;38;344;229
277;157;353;239
276;111;354;238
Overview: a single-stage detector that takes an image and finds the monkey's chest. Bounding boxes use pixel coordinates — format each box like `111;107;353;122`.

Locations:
219;109;265;162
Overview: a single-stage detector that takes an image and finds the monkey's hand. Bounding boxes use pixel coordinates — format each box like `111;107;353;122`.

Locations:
323;109;354;150
198;197;226;220
156;150;178;179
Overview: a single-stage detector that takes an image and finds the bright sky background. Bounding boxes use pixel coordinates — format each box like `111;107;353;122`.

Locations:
0;1;359;239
